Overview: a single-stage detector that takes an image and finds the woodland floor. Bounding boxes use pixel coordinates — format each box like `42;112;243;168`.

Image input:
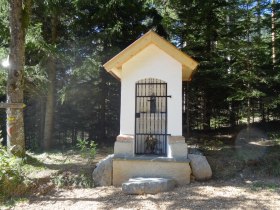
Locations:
2;127;280;210
9;178;280;210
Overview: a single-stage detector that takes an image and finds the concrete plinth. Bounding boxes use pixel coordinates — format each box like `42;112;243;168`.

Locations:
113;155;191;186
114;135;134;157
168;136;188;158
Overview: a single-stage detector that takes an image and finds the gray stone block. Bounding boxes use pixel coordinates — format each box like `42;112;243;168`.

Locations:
188;154;212;181
92;154;114;186
122;177;176;195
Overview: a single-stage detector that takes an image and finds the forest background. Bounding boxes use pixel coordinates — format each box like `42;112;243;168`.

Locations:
0;0;279;151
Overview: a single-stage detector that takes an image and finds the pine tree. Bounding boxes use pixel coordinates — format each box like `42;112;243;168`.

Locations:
6;0;31;156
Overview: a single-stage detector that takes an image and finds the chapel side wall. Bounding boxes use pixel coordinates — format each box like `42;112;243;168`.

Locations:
120;44;182;136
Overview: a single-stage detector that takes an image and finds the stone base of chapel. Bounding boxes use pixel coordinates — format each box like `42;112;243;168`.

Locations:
112;135;191;186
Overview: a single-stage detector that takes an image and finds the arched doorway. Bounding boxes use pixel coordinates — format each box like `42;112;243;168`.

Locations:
135;78;168;156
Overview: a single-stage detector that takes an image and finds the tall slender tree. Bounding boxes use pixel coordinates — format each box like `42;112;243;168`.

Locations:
271;0;276;67
6;0;31;156
43;12;58;150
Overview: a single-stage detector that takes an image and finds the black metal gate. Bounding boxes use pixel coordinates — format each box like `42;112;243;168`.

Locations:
135;78;168;156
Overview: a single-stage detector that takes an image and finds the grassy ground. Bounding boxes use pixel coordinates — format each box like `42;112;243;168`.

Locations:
23;146;114;186
0;147;113;207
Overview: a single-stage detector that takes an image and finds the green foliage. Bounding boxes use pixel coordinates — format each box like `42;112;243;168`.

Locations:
0;0;9;96
76;139;97;160
0;133;26;202
251;181;280;191
51;171;92;188
1;0;279;151
0;67;7;95
0;0;9;46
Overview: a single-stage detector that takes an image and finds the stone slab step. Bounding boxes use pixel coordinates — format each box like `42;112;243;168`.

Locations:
122;177;176;195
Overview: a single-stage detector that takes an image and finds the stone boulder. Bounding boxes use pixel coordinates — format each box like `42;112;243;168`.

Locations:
122;177;176;195
92;154;114;186
188;154;212;181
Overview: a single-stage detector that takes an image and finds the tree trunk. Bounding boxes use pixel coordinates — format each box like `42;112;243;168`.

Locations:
261;98;266;122
247;98;251;125
252;100;255;123
43;14;58;150
246;2;252;127
257;0;262;38
271;0;276;67
6;0;30;156
229;102;236;127
185;82;190;138
97;68;108;141
39;96;45;147
203;94;211;130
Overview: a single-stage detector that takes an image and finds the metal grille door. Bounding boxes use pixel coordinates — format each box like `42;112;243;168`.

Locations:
135;78;168;156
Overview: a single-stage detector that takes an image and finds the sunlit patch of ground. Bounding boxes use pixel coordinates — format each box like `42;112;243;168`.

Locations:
11;180;280;210
23;147;113;180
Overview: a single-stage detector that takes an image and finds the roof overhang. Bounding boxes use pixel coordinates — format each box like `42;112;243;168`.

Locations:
103;30;199;81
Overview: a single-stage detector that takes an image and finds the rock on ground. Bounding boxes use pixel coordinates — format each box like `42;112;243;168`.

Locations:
188;154;212;181
122;177;176;195
92;154;114;186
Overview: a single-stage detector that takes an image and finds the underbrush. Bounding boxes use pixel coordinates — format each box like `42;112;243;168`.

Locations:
257;145;280;176
52;171;93;188
0;142;29;203
194;130;280;179
0;146;98;205
251;181;280;191
76;138;97;161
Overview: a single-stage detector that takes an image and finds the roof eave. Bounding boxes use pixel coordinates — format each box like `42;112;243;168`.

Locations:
103;30;199;81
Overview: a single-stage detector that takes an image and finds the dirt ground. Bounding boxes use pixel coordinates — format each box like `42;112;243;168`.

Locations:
11;178;280;210
3;134;280;210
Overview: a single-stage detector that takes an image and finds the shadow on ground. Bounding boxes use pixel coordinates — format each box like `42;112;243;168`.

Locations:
21;179;279;210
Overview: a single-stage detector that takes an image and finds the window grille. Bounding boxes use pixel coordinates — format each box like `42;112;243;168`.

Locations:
135;78;169;156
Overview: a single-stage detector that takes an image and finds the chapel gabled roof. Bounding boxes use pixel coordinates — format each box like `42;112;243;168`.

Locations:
103;30;199;81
